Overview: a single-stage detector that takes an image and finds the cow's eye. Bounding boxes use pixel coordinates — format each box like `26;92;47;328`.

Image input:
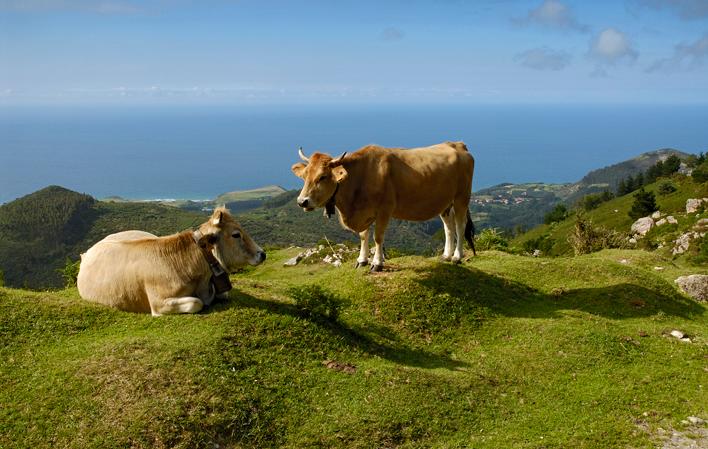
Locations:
232;231;241;239
318;175;328;182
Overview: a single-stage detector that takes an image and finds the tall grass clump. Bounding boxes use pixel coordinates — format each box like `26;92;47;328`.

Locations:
568;214;629;255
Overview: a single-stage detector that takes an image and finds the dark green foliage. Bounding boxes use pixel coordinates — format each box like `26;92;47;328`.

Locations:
475;228;509;251
57;258;81;288
568;214;628;255
693;159;708;183
687;235;708;265
544;203;568;224
288;284;342;322
657;180;677;195
578;190;614;211
521;233;554;254
628;188;658;220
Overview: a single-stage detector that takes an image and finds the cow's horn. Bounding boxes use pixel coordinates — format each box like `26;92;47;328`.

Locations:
331;152;347;165
298;147;309;163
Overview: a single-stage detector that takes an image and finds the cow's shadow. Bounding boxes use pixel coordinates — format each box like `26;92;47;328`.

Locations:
411;262;705;320
209;289;468;371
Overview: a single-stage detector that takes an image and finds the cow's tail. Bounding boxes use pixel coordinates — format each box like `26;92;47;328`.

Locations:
465;210;477;256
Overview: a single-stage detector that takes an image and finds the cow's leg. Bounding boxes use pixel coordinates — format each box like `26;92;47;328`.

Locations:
150;296;204;316
355;228;370;268
371;214;390;272
452;203;468;263
439;208;455;261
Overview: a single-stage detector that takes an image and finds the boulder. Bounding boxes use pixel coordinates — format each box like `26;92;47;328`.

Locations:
284;255;303;266
672;232;695;255
675;275;708;302
655;218;667;226
631;217;654;236
695;218;708;233
666;216;678;225
686;198;708;214
651;211;662;219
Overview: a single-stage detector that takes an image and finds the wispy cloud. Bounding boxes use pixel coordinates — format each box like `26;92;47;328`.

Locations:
0;0;142;14
646;33;708;72
632;0;708;20
589;28;638;65
515;47;572;70
380;27;405;42
515;0;589;32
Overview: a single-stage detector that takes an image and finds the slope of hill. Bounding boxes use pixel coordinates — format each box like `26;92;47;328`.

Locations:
514;175;708;257
1;249;706;448
471;148;693;231
0;187;205;289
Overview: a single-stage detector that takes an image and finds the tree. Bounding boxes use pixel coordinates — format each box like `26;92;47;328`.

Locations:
693;160;708;183
616;178;628;196
544;203;569;224
635;172;645;188
662;155;681;176
628;188;658;220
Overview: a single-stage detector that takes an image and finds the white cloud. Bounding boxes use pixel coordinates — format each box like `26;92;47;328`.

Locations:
380;27;405;42
515;47;572;70
516;0;589;32
646;33;708;72
634;0;708;20
589;28;638;64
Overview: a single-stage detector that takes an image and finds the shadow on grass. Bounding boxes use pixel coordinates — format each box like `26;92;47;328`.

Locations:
413;263;705;320
212;289;468;371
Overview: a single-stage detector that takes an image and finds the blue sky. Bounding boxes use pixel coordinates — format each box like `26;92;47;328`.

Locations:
1;0;708;104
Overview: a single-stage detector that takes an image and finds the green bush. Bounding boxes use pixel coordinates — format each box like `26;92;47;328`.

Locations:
578;191;614;211
657;181;677;195
475;228;509;251
57;258;81;288
288;284;342;323
628;188;658;220
522;234;555;255
544;204;568;224
568;214;628;256
693;160;708;183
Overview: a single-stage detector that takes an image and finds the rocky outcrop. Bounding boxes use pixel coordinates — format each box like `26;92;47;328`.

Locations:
283;244;355;267
675;275;708;302
686;198;708;214
631;217;654;236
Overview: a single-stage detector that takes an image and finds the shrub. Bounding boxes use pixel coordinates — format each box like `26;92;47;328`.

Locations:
568;214;628;255
57;258;81;288
628;188;657;220
578;191;614;211
475;228;509;251
657;181;677;195
522;234;554;255
0;269;4;287
288;284;342;323
544;204;568;224
693;160;708;183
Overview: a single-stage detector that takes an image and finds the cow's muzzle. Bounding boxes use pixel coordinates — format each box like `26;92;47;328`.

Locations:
297;197;314;211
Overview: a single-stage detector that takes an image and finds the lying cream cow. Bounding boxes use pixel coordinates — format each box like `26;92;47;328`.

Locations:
77;207;265;315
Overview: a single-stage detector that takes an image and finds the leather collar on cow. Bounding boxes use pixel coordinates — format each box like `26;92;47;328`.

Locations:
192;230;233;295
324;183;339;219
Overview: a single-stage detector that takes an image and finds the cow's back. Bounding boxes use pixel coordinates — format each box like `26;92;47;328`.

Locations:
77;231;158;313
384;142;474;220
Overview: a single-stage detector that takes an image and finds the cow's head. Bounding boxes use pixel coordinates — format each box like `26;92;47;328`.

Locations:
197;207;266;272
291;147;347;211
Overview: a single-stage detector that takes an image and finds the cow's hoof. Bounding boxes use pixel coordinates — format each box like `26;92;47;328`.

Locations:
355;261;369;269
440;255;451;262
451;258;462;265
370;264;384;273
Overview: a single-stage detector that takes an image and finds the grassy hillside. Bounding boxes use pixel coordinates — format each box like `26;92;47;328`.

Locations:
1;249;706;448
514;176;708;256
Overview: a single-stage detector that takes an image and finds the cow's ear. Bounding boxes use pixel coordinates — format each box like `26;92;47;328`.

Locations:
291;163;307;178
211;210;223;226
332;166;348;183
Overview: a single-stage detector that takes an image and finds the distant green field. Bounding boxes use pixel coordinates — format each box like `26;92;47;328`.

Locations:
1;248;706;448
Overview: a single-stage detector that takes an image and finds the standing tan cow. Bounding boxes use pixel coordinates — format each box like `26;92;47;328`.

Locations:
77;207;265;315
292;141;475;271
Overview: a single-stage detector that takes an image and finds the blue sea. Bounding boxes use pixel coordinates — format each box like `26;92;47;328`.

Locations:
1;104;707;204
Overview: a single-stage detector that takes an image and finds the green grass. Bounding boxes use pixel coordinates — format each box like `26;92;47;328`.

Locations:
1;249;707;448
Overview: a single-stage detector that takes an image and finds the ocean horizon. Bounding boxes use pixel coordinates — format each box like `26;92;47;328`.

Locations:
1;103;707;204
